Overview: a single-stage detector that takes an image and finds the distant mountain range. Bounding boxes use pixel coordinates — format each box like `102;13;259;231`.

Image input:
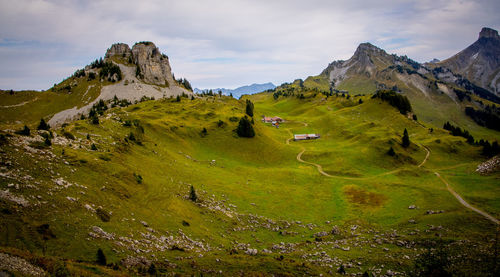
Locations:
194;82;276;98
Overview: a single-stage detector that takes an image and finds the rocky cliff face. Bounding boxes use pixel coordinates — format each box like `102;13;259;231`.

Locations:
105;42;175;87
439;27;500;96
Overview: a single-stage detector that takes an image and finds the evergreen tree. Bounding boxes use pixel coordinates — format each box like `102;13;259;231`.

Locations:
189;185;197;202
91;143;98;151
148;263;157;275
37;118;50;130
402;128;410;148
96;248;107;266
176;95;181;102
387;146;396;156
44;137;52;146
245;99;254;117
236;116;255;138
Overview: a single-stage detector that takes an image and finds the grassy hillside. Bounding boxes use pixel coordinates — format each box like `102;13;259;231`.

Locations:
0;91;498;275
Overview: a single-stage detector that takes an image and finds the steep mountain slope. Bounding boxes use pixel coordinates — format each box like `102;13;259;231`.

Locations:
439;27;500;96
0;42;192;129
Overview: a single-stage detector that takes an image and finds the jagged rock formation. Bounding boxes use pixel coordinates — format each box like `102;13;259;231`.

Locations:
105;42;175;87
476;155;500;175
48;42;191;126
439;27;500;96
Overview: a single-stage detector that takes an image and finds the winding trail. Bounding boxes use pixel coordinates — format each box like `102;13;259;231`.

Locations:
285;121;499;225
434;172;499;225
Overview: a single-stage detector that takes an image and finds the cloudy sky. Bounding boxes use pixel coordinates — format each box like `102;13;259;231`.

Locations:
0;0;499;90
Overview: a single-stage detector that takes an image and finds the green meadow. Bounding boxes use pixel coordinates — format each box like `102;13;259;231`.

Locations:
0;89;498;275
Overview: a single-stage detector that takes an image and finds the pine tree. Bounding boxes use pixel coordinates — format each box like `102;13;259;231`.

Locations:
189;185;197;202
402;128;410;148
17;125;31;136
96;248;107;265
236;116;255;138
37;118;50;130
245;99;254;117
387;146;395;156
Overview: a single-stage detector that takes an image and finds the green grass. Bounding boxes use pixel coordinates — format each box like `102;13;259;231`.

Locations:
0;92;498;275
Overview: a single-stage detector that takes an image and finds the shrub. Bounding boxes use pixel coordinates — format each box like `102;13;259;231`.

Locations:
97;248;107;266
63;131;75;140
91;143;97;151
387;147;396;156
217;120;225;128
96;208;111;222
200;127;207;137
16;125;31;136
44;137;52;146
236;116;255;138
229;116;239;122
38;118;50;130
134;173;142;184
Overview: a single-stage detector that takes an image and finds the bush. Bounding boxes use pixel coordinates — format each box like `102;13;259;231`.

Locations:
236;116;255;138
37;118;50;130
96;208;111;222
16;125;31;136
229;116;239;122
97;248;107;266
387;146;396;156
200;127;207;137
63;131;75;140
217;120;225;128
134;173;142;184
91;143;97;151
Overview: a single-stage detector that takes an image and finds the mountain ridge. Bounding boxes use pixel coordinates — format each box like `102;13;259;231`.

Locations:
194;82;276;98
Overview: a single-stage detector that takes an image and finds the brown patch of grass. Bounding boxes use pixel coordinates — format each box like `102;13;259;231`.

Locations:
344;186;387;207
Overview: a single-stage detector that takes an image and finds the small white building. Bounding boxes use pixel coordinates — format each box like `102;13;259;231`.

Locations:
294;134;320;141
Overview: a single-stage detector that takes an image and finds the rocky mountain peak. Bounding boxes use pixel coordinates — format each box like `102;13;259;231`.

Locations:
354;42;387;57
479;27;499;40
105;43;131;58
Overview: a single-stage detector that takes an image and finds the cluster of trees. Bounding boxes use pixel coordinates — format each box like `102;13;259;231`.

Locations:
88;100;108;124
372;90;412;114
90;58;104;69
443;121;499;156
453;89;471;102
176;77;192;91
73;69;86;78
465;106;500;131
99;62;122;82
443;121;475;144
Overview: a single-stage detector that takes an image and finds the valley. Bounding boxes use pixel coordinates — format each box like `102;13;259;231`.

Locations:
0;30;499;276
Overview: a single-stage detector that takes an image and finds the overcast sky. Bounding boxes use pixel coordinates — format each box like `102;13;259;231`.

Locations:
0;0;499;90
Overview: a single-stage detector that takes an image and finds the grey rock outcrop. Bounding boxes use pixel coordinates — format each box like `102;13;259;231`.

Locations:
105;42;175;87
105;43;131;58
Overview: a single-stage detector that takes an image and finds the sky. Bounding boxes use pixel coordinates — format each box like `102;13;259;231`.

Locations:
0;0;499;91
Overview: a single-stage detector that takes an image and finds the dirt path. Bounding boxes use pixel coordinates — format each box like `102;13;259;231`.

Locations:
286;122;499;224
0;98;37;108
434;172;499;225
418;144;430;168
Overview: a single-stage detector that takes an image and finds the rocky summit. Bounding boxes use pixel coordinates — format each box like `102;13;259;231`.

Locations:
439;27;500;96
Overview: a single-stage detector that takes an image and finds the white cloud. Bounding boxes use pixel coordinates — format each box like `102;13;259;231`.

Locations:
0;0;498;90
